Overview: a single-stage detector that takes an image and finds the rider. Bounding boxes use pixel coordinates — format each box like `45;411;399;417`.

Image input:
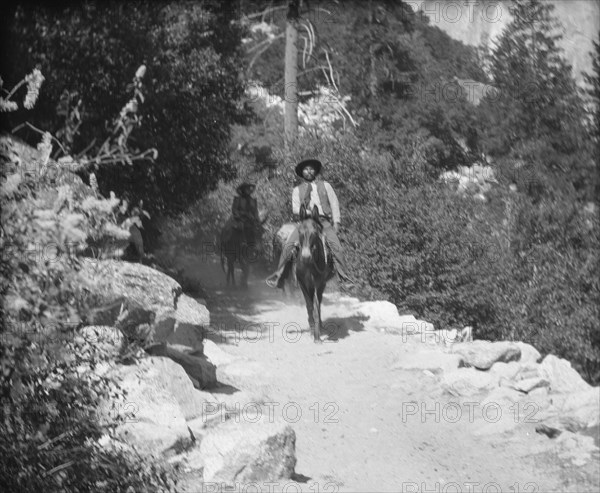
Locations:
266;159;355;290
232;182;260;246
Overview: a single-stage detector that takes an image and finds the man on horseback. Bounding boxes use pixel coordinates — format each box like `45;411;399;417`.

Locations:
232;182;260;247
266;159;354;290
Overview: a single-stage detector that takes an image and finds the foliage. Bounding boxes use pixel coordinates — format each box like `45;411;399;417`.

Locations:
478;0;595;200
3;1;249;215
1;73;176;490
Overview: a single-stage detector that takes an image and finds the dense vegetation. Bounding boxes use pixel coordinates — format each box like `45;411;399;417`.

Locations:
1;0;598;489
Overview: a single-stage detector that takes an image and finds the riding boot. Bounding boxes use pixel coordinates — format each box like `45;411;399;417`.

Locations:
322;222;355;288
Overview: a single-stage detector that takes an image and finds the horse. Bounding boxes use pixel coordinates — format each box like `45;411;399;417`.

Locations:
272;222;298;298
219;220;252;288
220;212;267;288
296;204;334;342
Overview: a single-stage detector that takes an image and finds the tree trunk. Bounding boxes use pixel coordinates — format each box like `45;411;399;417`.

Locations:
284;0;300;148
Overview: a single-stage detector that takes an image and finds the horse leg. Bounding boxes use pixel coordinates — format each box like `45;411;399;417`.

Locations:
314;282;327;342
299;284;315;332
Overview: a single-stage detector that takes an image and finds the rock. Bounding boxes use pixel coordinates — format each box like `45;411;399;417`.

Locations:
556;431;598;466
165;295;208;351
200;417;296;485
357;302;434;334
451;341;521;370
512;377;550;394
480;386;523;408
77;260;182;344
78;259;181;310
557;387;600;432
535;424;562;439
204;339;236;367
489;361;521;381
102;357;195;455
539;354;591;394
442;368;498;397
391;350;464;374
514;341;541;365
147;344;217;390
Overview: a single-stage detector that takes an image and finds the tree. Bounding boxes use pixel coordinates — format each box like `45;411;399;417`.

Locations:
2;1;248;214
284;0;300;146
583;33;600;140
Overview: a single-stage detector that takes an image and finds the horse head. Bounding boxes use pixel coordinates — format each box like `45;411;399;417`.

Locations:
297;204;328;269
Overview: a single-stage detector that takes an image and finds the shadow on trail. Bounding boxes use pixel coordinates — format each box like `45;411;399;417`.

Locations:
174;252;368;345
321;315;367;341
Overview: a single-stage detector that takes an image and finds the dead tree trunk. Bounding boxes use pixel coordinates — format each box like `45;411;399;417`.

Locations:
284;0;300;149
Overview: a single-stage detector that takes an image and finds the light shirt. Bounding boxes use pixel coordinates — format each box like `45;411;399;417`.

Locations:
292;180;341;224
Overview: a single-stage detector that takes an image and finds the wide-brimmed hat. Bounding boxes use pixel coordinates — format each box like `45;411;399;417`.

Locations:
295;159;322;178
236;182;256;194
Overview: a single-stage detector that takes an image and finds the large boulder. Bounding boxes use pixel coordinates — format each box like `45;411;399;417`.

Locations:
557;388;600;432
451;341;521;370
199;417;296;485
514;341;541;366
77;260;182;343
539;354;591;394
101;357;199;455
356;302;434;334
442;368;498;396
148;344;217;390
165;294;209;351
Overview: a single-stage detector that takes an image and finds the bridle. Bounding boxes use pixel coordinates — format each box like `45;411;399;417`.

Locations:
298;218;329;276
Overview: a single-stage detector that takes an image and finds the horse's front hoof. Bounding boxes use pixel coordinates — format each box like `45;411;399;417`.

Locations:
314;338;323;344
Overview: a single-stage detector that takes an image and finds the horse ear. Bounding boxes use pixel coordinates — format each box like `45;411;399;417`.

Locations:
312;205;319;221
299;204;307;220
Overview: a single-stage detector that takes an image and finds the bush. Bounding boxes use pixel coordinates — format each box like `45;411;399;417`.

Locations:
1;73;177;490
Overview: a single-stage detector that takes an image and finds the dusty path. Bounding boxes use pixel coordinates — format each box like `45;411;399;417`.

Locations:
174;252;599;493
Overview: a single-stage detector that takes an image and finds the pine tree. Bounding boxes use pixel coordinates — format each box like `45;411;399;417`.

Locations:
485;0;582;146
583;34;600;140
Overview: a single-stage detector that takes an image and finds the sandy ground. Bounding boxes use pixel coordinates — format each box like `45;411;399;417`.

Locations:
173;252;599;493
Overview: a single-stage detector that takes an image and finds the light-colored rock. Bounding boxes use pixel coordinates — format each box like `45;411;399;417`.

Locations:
540;355;591;394
356;302;434;334
78;259;181;311
512;377;550;394
514;342;541;366
102;357;193;455
442;368;498;397
203;339;236;367
148;344;217;390
166;295;209;351
200;417;296;485
391;350;464;374
556;431;598;466
481;386;523;408
557;387;600;432
489;361;522;381
451;341;521;370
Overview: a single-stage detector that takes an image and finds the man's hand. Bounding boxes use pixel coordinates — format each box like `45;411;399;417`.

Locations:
334;222;340;234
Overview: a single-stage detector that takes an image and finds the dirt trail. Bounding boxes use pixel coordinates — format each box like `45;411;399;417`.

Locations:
175;252;599;493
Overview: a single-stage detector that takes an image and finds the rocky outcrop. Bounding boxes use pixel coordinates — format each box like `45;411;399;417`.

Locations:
100;357;196;456
147;344;217;390
451;340;521;370
199;418;297;485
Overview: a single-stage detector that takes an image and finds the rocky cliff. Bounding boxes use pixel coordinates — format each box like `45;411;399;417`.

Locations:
413;0;599;84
